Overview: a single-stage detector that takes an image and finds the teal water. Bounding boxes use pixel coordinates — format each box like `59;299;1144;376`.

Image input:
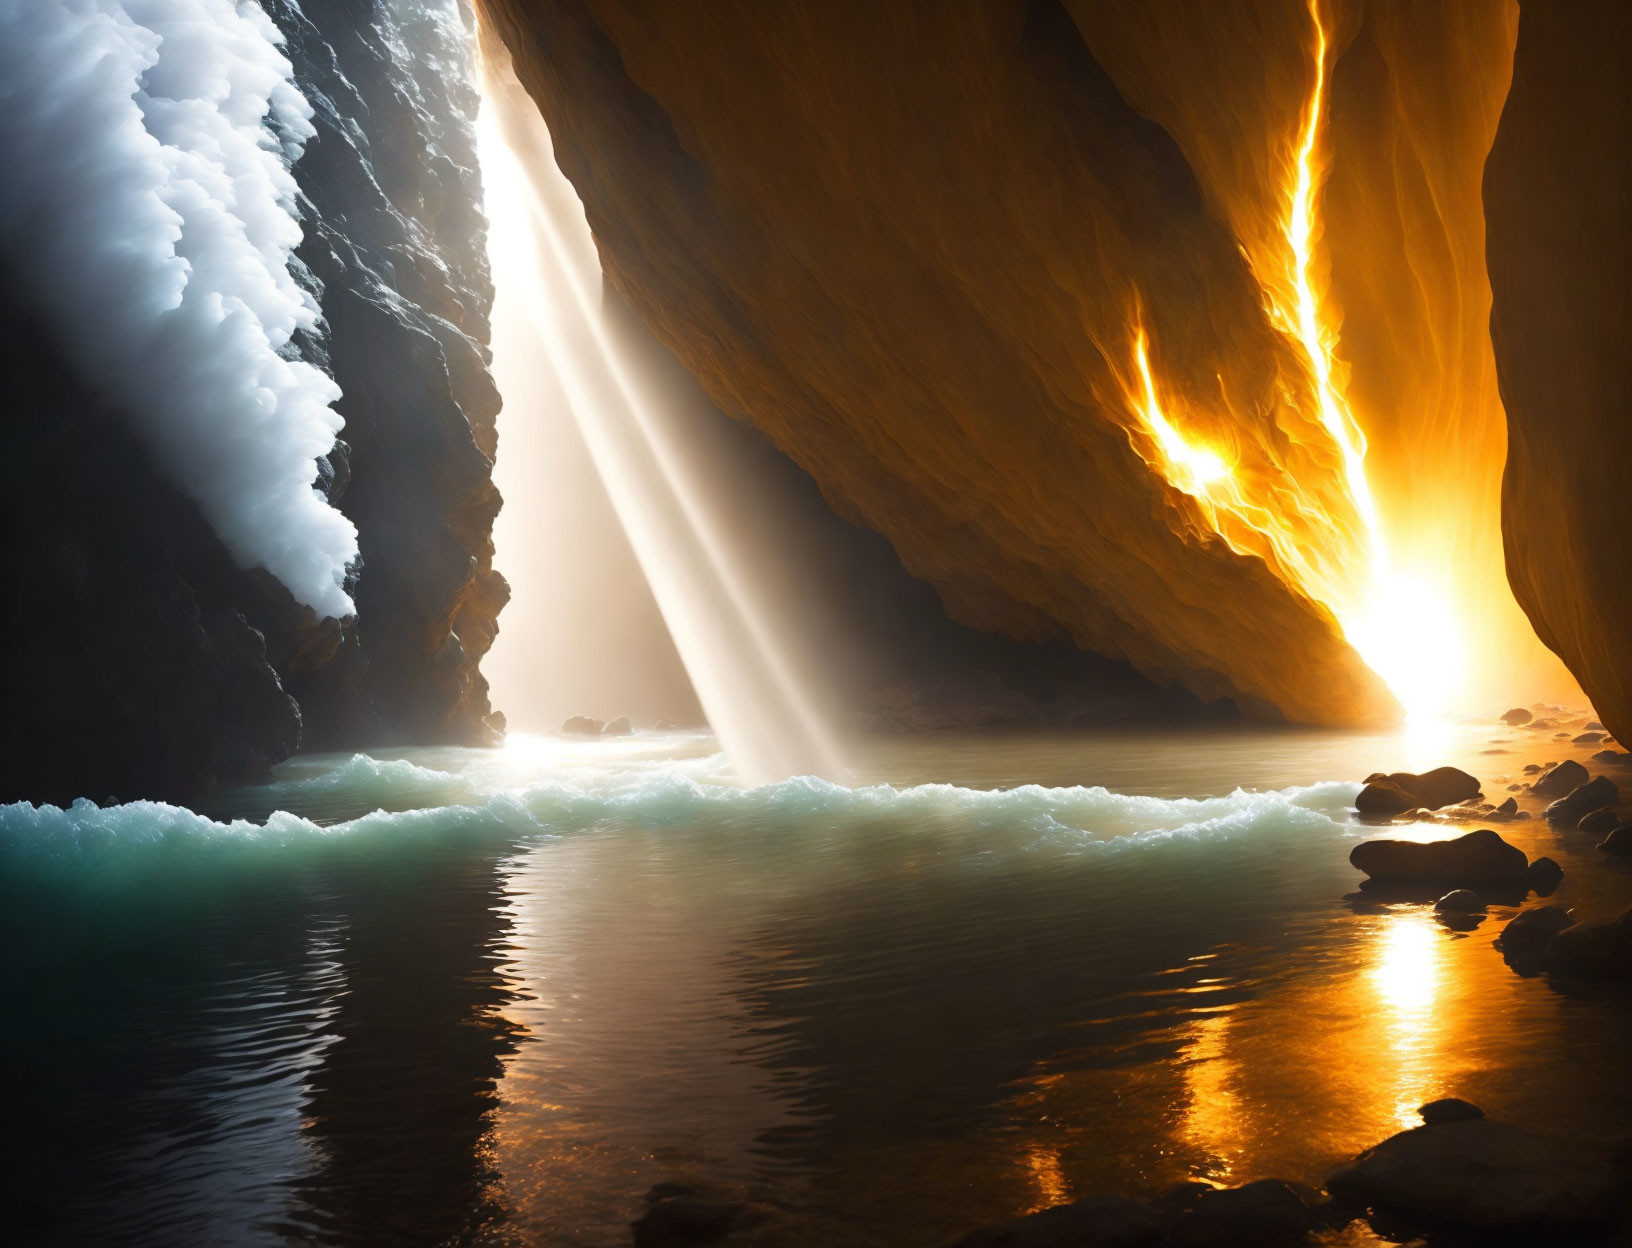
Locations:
4;720;1631;1245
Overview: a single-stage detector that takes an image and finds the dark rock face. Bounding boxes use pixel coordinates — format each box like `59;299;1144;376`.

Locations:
1355;766;1480;814
0;274;302;804
947;1194;1162;1248
270;0;506;749
1487;0;1632;750
0;1;506;803
1418;1098;1484;1126
1350;829;1530;887
1329;1118;1617;1233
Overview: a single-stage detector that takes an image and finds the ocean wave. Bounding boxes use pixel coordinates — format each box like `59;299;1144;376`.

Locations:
0;748;1361;895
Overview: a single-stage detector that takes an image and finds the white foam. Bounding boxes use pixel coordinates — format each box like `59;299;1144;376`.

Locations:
0;0;356;616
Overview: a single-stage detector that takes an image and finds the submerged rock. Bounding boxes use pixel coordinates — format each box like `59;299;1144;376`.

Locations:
1544;774;1618;823
633;1191;752;1247
947;1194;1162;1248
1328;1118;1617;1232
562;715;605;735
1355;766;1480;815
1350;829;1529;886
1502;707;1533;726
1532;758;1589;796
1163;1179;1313;1248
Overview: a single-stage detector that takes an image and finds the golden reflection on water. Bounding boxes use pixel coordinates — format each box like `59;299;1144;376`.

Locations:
1179;1006;1240;1180
1368;911;1447;1131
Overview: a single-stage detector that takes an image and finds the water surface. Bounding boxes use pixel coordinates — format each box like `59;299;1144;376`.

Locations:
5;718;1631;1246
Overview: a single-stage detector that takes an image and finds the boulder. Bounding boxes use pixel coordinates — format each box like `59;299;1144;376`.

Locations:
1598;825;1632;854
1495;905;1575;954
1501;707;1533;726
948;1195;1162;1248
1574;732;1605;744
603;715;633;736
1544;775;1618;823
562;715;605;735
1587;720;1606;731
1532;758;1589;796
1419;1098;1484;1125
1545;920;1621;976
1327;1118;1617;1232
1163;1179;1313;1248
1355;767;1481;815
1434;889;1485;913
1526;856;1564;893
1496;796;1518;815
1578;806;1620;835
1593;749;1632;765
1350;829;1529;886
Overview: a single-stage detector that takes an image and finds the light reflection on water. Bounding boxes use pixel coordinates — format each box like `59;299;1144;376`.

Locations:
5;719;1632;1246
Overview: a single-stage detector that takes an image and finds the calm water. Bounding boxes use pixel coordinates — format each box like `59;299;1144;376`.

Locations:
4;716;1631;1246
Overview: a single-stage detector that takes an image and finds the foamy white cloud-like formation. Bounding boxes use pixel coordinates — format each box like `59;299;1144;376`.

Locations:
0;0;357;617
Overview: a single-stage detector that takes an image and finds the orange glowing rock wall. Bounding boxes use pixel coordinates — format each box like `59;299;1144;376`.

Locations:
1486;0;1632;744
479;0;1572;723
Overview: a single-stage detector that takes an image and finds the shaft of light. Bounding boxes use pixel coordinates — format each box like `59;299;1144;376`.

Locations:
477;51;845;784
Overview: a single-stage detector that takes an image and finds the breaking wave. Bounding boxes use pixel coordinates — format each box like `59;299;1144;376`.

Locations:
0;742;1361;894
0;0;356;615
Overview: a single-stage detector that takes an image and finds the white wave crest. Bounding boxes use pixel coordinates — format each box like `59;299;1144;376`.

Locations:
0;0;356;616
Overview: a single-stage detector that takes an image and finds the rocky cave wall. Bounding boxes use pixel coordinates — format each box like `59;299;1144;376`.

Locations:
0;0;506;804
479;0;1400;727
1485;0;1632;745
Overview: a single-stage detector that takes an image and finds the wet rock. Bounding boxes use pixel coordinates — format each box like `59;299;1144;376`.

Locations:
1594;749;1632;765
1496;796;1518;814
1578;806;1620;835
1327;1117;1617;1232
1545;919;1621;976
1164;1179;1313;1248
1355;766;1481;815
1574;732;1606;744
1532;758;1589;796
1527;856;1564;893
1495;905;1575;953
1522;764;1542;774
1419;1098;1484;1125
633;1195;751;1246
1351;829;1529;886
1598;826;1632;854
1434;889;1486;913
1544;775;1618;823
1587;720;1606;731
947;1194;1162;1248
603;716;633;736
562;715;605;735
1502;707;1533;726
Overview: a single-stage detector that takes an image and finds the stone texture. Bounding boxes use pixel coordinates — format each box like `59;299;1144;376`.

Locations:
1487;0;1632;750
1350;829;1530;887
479;0;1400;728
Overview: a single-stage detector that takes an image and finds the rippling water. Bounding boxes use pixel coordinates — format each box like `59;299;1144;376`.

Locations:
5;721;1632;1246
